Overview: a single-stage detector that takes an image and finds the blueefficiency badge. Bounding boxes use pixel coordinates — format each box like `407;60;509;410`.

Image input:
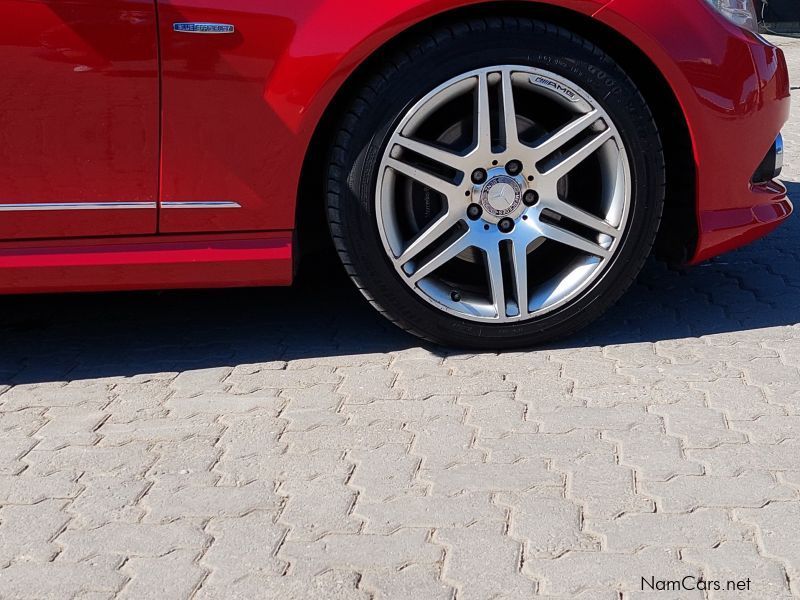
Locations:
173;23;235;34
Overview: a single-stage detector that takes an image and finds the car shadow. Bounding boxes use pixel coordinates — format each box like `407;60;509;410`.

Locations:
1;182;798;385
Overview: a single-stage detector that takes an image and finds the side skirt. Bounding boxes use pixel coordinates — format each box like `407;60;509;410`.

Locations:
0;232;293;294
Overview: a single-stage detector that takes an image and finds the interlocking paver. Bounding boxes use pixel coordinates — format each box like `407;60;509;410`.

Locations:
227;365;340;393
279;529;442;576
24;442;154;478
691;377;783;421
68;475;148;527
651;398;749;448
0;563;125;599
523;547;698;597
587;508;749;553
530;404;661;433
642;471;797;512
348;444;426;502
279;478;361;540
58;520;207;562
689;441;800;476
164;391;283;417
499;489;599;558
195;568;370;600
458;392;534;438
420;459;560;495
436;520;537;600
0;472;81;504
0;33;798;600
0;500;70;566
481;429;604;463
142;475;281;521
169;367;232;393
359;564;453;600
682;541;794;599
0;437;36;476
736;503;800;595
356;492;504;535
730;415;800;444
119;549;205;600
564;452;655;519
409;418;484;468
202;512;288;584
606;425;704;481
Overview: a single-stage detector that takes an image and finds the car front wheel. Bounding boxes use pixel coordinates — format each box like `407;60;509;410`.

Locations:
326;17;665;349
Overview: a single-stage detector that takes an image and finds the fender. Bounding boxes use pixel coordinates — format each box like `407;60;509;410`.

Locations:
157;0;609;236
265;0;611;138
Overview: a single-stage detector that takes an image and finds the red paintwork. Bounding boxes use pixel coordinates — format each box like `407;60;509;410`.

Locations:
0;0;791;292
0;233;293;294
0;0;159;240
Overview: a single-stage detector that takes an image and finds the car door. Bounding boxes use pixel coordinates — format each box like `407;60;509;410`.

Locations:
0;0;159;240
155;0;297;234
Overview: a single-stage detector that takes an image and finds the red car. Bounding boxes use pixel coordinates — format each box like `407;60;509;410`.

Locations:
0;0;790;348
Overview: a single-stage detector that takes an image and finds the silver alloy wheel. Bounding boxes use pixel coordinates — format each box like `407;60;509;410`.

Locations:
376;66;632;323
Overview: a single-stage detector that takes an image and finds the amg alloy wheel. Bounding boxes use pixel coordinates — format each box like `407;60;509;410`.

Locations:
326;18;665;348
375;66;631;323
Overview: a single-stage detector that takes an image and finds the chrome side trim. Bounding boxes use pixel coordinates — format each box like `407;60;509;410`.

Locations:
161;201;242;209
0;202;156;212
173;23;235;34
0;201;243;212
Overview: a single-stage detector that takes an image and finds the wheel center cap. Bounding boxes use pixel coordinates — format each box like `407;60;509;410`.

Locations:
481;176;522;217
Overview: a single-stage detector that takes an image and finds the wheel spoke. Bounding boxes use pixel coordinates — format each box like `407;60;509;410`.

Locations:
532;110;602;159
410;230;473;283
538;220;612;259
485;244;507;319
539;127;613;181
500;70;521;154
474;72;493;154
393;136;468;173
544;198;620;238
510;239;530;318
397;210;462;266
386;157;458;198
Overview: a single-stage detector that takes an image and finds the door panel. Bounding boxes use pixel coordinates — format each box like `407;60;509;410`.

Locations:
0;0;158;240
156;1;297;234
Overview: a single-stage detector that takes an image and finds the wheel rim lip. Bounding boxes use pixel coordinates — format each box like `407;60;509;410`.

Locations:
375;65;633;325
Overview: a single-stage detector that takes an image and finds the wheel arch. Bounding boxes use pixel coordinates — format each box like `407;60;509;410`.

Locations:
296;1;697;263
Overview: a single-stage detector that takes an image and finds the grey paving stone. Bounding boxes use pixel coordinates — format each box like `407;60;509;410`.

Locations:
587;508;749;553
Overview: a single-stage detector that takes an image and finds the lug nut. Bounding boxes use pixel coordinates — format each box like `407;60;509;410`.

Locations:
506;160;523;176
467;204;483;220
450;291;462;302
523;190;539;206
471;168;488;184
498;218;515;233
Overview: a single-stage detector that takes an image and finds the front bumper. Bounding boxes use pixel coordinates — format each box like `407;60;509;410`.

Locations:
595;1;792;264
691;39;793;264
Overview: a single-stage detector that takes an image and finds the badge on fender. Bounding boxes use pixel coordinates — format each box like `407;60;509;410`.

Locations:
173;23;235;34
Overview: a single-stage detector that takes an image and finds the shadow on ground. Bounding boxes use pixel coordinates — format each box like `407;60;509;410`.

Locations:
1;183;798;384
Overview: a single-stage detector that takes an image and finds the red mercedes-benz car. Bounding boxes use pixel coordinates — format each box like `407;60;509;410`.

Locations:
0;0;790;348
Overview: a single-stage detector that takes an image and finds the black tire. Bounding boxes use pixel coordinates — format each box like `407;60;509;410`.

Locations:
325;17;665;349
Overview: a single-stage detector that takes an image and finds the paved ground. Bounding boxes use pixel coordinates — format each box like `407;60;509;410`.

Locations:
1;38;800;600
